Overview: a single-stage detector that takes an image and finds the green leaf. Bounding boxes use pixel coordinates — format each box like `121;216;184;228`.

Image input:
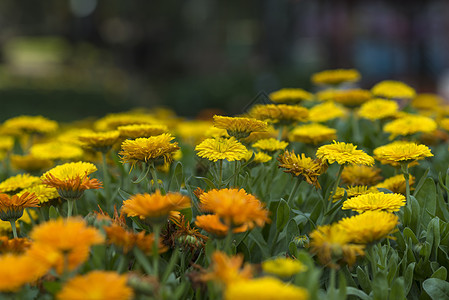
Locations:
413;167;430;196
168;161;183;191
389;277;406;300
194;176;216;189
248;229;269;258
404;262;416;296
409;196;421;232
43;281;62;294
276;199;290;232
423;278;449;300
48;206;60;219
372;271;388;300
338;273;347;300
118;188;133;201
431;266;447;281
403;227;419;244
131;163;150;184
356;266;372;294
415;178;437;226
346;287;371;300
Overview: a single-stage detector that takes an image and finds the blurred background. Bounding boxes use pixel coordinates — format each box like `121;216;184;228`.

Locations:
1;0;449;121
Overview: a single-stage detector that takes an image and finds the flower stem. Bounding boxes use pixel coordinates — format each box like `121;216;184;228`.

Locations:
150;162;165;195
328;164;344;204
351;110;361;143
401;163;411;207
67;199;74;217
152;223;161;278
102;152;111;208
224;227;234;254
9;221;18;238
288;178;302;205
218;160;223;188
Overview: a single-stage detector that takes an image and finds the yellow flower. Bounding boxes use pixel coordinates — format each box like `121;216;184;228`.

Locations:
30;142;84;161
411;93;443;111
42;162;102;200
342;192;406;213
78;130;120;152
121;190;191;223
18;184;59;204
309;224;365;268
195;214;248;237
308;101;346;123
224;277;309;300
94;112;157;131
213;115;268;139
119;133;180;167
440;118;449;132
317;89;371;106
269;88;313;104
57;271;134;300
195;137;247;162
0;173;40;193
311;69;361;85
0;192;39;222
373;141;433;165
241;125;278;144
176;121;222;145
371;80;416;99
376;174;415;194
249;104;309;124
316;141;374;166
278;150;326;188
243;150;272;163
358;99;398;121
262;257;306;277
1;115;58;136
341;165;382;186
383;115;437;139
56;128;94;146
333;185;377;203
202;251;253;285
338;211;399;244
0;136;13;152
10;154;53;172
252;138;288;152
118;124;168;139
28;217;104;274
199;188;269;228
0;253;48;292
288;123;337;145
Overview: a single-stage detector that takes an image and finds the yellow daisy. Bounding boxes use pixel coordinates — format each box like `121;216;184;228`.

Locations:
411;93;443;111
213;115;268;139
195;137;247;162
317;89;371;106
342;192;406;213
249;104;309;124
252;138;288;152
341;165;382;186
308;101;346;123
0;136;14;152
288;123;337;145
78;130;120;152
30;142;84;161
262;257;306;277
383;115;437;139
118;124;168;139
243;150;272;163
1;115;58;136
373;141;433;165
10;154;53;172
376;174;415;194
311;69;361;85
0;174;40;193
269;88;313;104
358;99;399;121
371;80;416;99
333;185;377;203
18;184;59;204
316;141;374;166
94;112;157;131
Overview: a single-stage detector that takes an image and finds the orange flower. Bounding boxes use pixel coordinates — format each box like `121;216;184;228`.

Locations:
202;251;253;285
0;237;32;254
195;214;248;237
0;192;39;222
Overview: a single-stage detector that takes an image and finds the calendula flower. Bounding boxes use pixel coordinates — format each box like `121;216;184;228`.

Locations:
0;210;37;235
0;253;48;292
119;133;180;167
0;173;40;193
371;80;416;99
373;141;433;165
252;138;288;153
0;192;39;222
121;190;191;224
243;150;272;163
269;88;313;104
358;99;399;121
288;123;337;145
308;101;346;123
95;112;157;131
176;121;220;145
28;217;104;274
309;224;365;268
213;115;268;139
10;154;53;172
249;104;309;125
278;150;326;188
316;141;374;166
383;115;437;139
342;192;406;213
224;277;309;300
195;137;247;162
199;188;269;228
78;130;120;152
30;142;84;161
0;136;13;152
1;115;58;136
42;162;102;200
376;174;415;194
317;89;371;107
241;125;278;144
412;93;443;111
0;237;32;254
56;271;134;300
202;251;253;285
118;124;168;139
338;211;399;244
195;214;248;237
341;165;382;186
333;185;377;203
166;214;208;252
262;257;306;277
311;69;361;86
440;118;449;132
18;184;59;204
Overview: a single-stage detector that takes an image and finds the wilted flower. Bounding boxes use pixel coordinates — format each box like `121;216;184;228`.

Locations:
278;150;326;188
